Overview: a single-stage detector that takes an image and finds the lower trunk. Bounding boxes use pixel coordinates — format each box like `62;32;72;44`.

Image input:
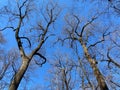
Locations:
9;56;30;90
89;58;108;90
81;42;109;90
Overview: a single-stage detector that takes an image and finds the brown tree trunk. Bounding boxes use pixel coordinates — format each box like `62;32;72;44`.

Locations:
79;39;109;90
9;56;30;90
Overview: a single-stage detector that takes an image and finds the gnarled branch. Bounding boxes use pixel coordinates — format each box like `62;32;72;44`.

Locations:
19;37;31;48
34;53;46;66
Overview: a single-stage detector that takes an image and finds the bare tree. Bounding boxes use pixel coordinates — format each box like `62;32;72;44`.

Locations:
59;13;110;90
1;0;120;90
47;53;77;90
0;0;60;89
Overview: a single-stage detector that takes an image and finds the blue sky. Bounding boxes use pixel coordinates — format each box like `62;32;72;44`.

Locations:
1;0;120;90
0;0;106;89
0;0;76;89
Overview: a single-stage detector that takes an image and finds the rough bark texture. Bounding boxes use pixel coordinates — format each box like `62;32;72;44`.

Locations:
9;56;30;90
79;38;109;90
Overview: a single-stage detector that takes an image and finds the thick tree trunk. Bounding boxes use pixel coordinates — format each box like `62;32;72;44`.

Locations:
80;40;109;90
9;56;30;90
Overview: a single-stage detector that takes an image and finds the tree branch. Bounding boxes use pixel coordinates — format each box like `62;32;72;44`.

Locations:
73;15;80;36
34;53;46;66
88;28;113;49
107;48;120;68
19;37;31;48
0;26;15;31
80;16;97;37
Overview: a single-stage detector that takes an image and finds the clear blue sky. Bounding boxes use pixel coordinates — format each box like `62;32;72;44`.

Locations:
0;0;77;89
1;0;120;90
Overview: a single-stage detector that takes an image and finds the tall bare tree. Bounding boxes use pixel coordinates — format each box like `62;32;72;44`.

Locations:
59;13;110;90
0;0;60;89
1;0;120;90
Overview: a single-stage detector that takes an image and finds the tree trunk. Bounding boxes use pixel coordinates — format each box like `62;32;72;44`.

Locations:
9;56;30;90
80;39;109;90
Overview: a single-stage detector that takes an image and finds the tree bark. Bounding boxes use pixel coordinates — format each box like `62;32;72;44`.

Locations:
79;39;109;90
9;56;30;90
